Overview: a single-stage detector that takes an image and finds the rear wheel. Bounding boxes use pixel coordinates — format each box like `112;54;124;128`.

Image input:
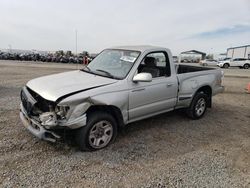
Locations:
186;93;208;120
243;64;249;69
75;111;117;151
223;63;229;69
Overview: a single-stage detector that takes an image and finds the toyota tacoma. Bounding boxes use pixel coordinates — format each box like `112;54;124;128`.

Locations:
20;46;224;151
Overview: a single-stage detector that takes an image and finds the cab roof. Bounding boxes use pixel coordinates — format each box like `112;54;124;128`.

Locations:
108;45;168;52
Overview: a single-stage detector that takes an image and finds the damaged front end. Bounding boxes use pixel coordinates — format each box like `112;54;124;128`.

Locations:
20;86;88;142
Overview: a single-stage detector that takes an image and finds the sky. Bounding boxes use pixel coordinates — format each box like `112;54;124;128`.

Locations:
0;0;250;55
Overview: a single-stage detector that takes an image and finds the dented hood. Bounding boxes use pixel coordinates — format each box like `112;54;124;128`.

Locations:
27;70;117;102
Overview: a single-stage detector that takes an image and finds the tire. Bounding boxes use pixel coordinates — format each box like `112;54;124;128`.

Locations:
75;111;118;151
243;64;249;69
186;93;208;120
223;63;229;69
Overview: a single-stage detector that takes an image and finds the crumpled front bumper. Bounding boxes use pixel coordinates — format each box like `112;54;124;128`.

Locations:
20;103;88;142
20;104;61;142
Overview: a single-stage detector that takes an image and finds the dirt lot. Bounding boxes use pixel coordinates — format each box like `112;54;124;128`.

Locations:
0;61;250;187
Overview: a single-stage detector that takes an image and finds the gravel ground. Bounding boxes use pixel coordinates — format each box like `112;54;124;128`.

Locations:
0;60;250;187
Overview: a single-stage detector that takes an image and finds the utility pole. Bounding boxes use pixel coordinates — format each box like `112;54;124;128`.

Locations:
75;29;79;69
75;29;78;56
8;44;12;53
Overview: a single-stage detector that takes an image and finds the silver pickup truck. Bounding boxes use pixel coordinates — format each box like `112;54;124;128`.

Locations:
20;46;224;151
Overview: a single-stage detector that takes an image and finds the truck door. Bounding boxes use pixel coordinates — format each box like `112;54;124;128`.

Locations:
128;52;178;121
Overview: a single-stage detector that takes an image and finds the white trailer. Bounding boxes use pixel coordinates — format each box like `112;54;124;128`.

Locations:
227;45;250;59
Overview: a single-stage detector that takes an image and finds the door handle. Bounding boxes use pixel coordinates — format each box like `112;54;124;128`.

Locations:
132;88;145;92
167;83;173;87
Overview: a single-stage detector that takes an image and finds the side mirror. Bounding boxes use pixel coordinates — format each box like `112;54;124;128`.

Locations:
133;73;152;82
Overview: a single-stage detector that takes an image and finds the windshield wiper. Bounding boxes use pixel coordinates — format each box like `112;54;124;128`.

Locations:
81;66;92;72
96;69;115;78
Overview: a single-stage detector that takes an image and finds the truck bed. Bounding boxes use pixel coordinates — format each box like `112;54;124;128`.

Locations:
175;64;223;109
176;64;214;74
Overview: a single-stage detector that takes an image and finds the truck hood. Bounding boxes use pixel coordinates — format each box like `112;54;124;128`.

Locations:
26;70;117;102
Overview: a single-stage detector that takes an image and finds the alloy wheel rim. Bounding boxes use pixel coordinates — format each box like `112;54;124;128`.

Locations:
88;120;113;149
195;98;206;116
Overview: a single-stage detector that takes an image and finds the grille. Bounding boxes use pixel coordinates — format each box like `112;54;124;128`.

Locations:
21;89;33;115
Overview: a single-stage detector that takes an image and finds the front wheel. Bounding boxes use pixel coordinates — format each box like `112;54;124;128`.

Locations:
186;93;208;120
223;63;229;69
75;111;117;151
243;64;249;69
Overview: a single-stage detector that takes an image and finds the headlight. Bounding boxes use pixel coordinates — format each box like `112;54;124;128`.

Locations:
56;102;91;121
56;105;70;120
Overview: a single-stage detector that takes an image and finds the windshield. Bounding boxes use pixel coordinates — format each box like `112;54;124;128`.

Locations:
86;49;140;79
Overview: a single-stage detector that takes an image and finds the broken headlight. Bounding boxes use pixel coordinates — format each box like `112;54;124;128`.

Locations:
56;105;70;120
55;102;91;122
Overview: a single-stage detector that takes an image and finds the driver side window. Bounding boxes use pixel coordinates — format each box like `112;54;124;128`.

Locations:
138;52;171;78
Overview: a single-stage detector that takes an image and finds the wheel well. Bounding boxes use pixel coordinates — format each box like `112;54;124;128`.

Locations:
196;86;212;107
86;105;124;128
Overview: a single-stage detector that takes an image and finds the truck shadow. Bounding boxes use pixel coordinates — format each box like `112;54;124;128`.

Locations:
25;101;249;164
103;102;249;162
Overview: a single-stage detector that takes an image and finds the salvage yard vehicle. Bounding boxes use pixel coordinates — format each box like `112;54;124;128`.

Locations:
217;57;231;68
20;46;224;151
200;59;218;67
217;58;250;69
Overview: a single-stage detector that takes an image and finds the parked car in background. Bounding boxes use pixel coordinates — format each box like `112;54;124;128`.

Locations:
200;59;218;67
217;58;250;69
20;45;224;151
217;58;231;68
